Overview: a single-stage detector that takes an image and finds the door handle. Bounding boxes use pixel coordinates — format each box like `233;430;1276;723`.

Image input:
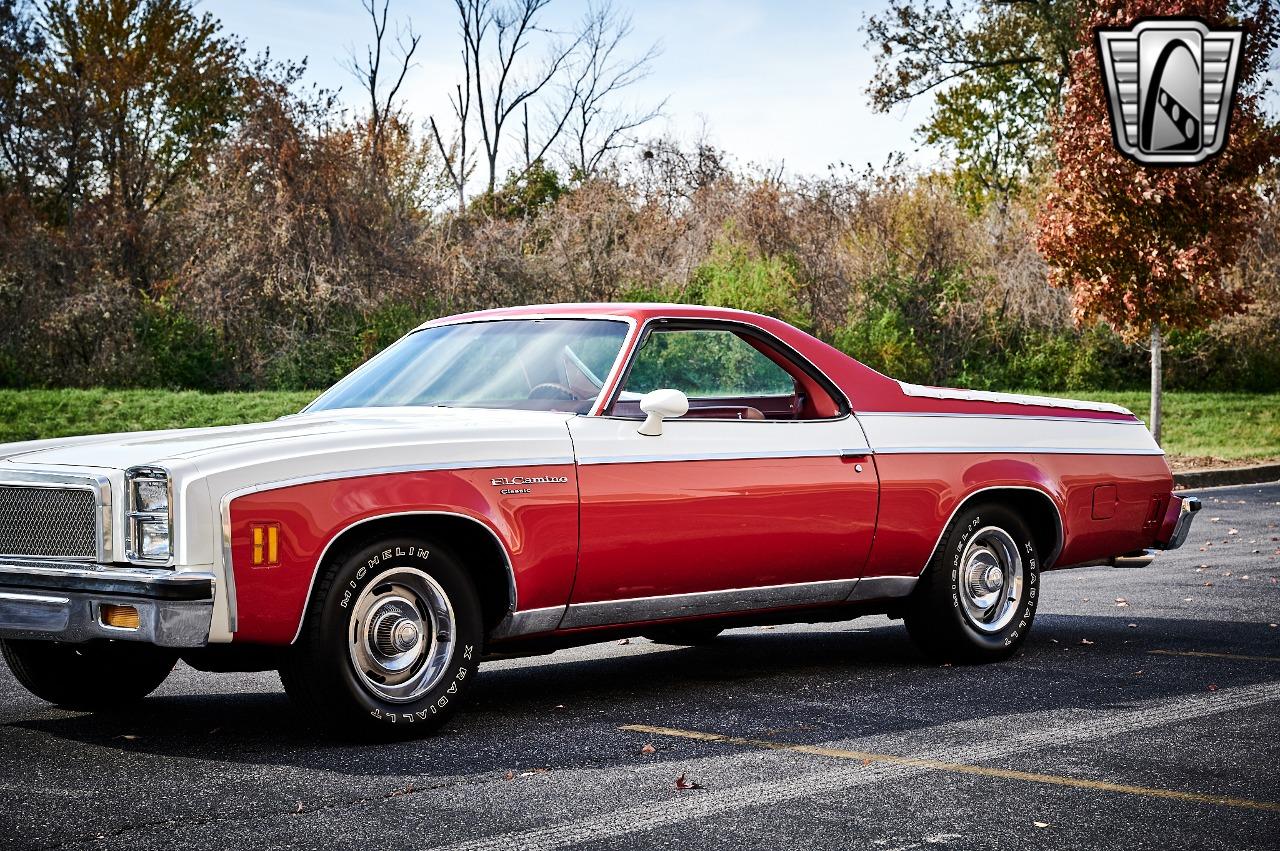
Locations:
840;450;870;460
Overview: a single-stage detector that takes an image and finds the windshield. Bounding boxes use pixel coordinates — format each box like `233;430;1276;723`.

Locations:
307;318;630;414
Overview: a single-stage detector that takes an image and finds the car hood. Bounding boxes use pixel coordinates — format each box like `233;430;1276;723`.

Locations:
0;406;577;473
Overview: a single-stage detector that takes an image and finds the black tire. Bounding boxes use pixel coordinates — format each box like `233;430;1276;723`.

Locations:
0;639;177;710
643;623;725;645
279;536;483;740
903;502;1040;663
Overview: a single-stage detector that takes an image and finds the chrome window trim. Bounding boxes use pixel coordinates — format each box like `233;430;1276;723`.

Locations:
918;484;1066;574
0;471;112;563
855;410;1144;425
596;316;853;422
575;448;848;466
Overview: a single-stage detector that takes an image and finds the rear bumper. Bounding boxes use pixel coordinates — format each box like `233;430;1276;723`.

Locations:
1156;495;1202;551
0;560;213;648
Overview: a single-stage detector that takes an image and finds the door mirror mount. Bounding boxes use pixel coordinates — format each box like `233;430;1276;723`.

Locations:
636;389;689;436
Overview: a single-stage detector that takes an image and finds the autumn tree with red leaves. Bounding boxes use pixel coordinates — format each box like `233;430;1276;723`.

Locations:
1037;0;1280;443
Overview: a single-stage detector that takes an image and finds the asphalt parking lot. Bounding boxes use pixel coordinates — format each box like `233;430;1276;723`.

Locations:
1;481;1277;851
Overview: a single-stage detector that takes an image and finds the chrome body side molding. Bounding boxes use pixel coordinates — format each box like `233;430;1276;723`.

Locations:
558;578;862;629
846;575;919;601
488;605;567;640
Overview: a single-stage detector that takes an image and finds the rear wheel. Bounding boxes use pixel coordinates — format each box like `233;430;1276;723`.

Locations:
279;536;483;740
904;502;1039;663
0;639;177;710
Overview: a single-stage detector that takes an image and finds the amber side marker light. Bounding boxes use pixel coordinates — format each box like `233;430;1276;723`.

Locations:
100;604;140;630
250;522;281;567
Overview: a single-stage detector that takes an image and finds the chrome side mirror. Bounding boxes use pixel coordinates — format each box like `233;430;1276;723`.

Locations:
637;389;689;436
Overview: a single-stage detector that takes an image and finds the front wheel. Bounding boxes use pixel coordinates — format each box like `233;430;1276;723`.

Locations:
903;502;1040;663
0;639;177;710
279;536;483;740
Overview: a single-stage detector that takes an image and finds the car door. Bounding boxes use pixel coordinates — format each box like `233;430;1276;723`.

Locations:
563;321;878;628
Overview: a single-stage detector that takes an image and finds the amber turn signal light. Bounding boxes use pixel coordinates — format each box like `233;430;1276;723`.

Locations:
250;522;281;566
100;604;140;630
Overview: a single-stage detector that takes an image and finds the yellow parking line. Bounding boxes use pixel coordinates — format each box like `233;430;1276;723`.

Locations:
620;724;1280;813
1149;649;1280;663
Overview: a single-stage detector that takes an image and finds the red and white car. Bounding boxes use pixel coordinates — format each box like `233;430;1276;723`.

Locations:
0;304;1199;736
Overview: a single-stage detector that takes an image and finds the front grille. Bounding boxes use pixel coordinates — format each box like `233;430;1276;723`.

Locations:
0;486;98;558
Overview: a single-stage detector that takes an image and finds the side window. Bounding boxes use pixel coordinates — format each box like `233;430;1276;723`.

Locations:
624;329;794;398
610;326;843;421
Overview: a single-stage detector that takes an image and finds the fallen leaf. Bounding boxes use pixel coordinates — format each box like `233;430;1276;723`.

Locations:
675;773;703;790
1128;623;1138;628
295;802;304;814
618;638;630;645
1115;597;1127;603
1210;517;1221;523
1116;601;1129;607
1034;821;1051;829
503;770;515;781
1208;684;1219;692
1203;582;1214;587
1080;638;1094;646
1183;596;1194;602
1269;624;1278;629
1228;528;1239;535
640;744;656;755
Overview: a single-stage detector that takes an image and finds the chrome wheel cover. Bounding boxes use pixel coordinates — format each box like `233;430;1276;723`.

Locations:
347;567;455;703
957;526;1024;634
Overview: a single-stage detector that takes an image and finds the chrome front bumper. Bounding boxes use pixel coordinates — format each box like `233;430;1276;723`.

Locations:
0;560;213;647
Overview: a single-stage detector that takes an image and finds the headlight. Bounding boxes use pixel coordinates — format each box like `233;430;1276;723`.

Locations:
132;478;168;512
126;467;171;563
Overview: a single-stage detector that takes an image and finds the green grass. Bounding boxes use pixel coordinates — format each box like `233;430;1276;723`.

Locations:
0;388;1275;462
1013;390;1280;461
0;389;316;443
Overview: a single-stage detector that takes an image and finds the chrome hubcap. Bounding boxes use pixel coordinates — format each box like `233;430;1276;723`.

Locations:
348;567;456;703
958;526;1023;634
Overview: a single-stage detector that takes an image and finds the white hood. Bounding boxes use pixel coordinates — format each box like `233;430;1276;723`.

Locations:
0;406;577;474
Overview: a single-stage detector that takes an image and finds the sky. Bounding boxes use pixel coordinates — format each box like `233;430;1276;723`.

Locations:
207;0;940;179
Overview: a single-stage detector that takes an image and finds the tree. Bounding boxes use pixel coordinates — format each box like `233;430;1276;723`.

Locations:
344;0;420;181
562;2;663;180
430;0;661;210
34;0;247;293
1036;0;1280;443
865;0;1078;204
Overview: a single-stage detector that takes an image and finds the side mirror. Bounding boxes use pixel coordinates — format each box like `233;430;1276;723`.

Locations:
637;389;689;436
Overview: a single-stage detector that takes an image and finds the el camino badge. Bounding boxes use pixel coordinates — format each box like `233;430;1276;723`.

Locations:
491;474;568;495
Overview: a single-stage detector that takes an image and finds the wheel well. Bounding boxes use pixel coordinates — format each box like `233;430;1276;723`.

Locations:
956;487;1063;568
315;514;514;633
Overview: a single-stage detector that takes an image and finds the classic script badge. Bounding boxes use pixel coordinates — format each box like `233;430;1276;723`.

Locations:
491;474;569;495
1095;18;1244;165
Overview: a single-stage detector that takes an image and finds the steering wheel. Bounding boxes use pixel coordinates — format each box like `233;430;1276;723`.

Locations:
527;382;579;401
